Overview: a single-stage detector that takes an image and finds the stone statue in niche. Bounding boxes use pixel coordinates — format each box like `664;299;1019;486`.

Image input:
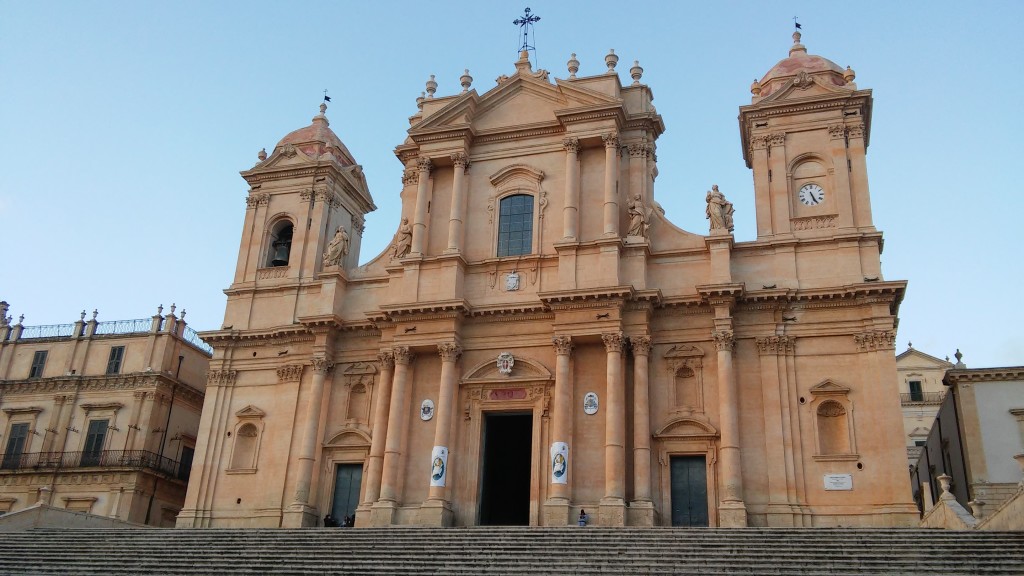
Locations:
705;184;735;232
322;225;349;266
627;194;649;238
392;217;412;259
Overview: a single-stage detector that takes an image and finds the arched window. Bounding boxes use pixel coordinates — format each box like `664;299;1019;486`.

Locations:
266;220;294;267
497;194;533;257
230;422;259;471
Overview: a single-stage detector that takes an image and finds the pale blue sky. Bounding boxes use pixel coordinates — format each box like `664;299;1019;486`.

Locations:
2;1;1021;367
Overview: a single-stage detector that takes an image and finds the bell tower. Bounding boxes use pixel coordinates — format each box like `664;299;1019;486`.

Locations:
224;103;375;330
740;31;875;240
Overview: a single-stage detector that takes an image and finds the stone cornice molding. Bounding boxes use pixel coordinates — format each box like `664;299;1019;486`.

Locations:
199;324;311;345
539;286;634;307
943;367;1024;387
376;300;470;321
465;305;551;320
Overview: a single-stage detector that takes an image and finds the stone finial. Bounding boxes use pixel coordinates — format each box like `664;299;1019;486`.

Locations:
937;474;955;501
567;53;579;79
257;148;267;161
630;60;643;85
460;69;473;92
416;91;426;110
844;66;856;84
908;341;913;349
17;314;24;325
425;75;437;99
181;309;187;320
750;78;762;96
319;102;327;116
91;309;98;320
954;349;966;368
80;310;87;321
157;304;164;316
169;303;176;316
968;498;986;520
605;49;618;74
789;30;806;57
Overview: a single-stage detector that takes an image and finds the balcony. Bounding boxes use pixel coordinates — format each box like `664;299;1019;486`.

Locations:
900;391;946;406
0;449;189;481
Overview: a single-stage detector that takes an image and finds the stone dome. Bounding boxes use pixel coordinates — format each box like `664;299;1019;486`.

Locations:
756;32;849;98
274;103;356;166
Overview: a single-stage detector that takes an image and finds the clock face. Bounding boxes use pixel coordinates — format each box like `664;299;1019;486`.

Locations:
798;183;825;206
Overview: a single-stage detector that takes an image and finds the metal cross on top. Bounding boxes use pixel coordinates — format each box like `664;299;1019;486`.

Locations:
513;7;540;52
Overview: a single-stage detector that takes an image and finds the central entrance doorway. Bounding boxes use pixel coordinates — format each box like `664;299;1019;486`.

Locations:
479;412;532;525
330;463;363;522
670;455;709;527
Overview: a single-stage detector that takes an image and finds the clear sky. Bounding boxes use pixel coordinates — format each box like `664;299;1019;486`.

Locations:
2;1;1021;367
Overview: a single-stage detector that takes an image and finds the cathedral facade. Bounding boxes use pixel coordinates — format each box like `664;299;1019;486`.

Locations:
177;33;919;528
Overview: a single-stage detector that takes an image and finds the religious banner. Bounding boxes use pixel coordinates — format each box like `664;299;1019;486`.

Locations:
550;442;568;484
430;446;449;487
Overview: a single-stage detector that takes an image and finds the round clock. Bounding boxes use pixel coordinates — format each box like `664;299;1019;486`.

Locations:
798;183;825;206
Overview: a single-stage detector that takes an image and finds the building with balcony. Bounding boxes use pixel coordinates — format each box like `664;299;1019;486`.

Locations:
895;345;953;465
0;302;210;526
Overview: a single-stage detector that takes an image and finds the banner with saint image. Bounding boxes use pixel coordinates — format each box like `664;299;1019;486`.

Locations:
550;442;568;484
430;445;449;487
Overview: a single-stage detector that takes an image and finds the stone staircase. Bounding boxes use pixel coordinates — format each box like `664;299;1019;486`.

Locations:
1;527;1022;575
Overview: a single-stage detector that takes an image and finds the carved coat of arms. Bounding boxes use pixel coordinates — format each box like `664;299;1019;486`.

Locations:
497;352;514;375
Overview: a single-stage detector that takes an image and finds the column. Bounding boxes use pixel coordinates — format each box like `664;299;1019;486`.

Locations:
445;153;470;253
600;331;626;526
544;335;574;525
359;351;394;514
713;328;747;527
562;138;580;240
602;132;620;236
630;336;654;524
371;346;414;525
421;343;462;526
410;158;433;256
290;356;333;513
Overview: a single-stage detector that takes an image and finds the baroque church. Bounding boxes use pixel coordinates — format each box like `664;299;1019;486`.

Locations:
177;31;919;529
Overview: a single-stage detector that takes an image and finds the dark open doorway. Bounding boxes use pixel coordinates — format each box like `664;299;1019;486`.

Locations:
479;412;532;525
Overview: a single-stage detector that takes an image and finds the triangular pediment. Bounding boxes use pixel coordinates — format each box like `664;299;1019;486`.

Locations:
909;427;931;438
343;362;377;377
251;144;319;170
664;344;704;359
409;91;479;133
896;348;953;368
809;379;850;396
235;404;266;418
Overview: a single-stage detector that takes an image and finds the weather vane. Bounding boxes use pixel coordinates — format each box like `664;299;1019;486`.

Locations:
513;7;540;53
323;89;331;103
793;16;802;30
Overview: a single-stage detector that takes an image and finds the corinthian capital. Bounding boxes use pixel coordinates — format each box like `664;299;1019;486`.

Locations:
311;356;334;375
630;335;652;356
712;330;735;352
602;331;625;353
552;335;574;355
401;170;418;186
377;350;395;370
450;152;470;170
562;137;580;154
437;342;463;362
768;133;786;147
393;346;414;366
416;157;433;173
602;133;619;149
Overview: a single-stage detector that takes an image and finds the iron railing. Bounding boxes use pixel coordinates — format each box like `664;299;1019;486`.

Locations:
0;449;186;480
182;325;213;355
18;323;77;339
900;391;945;405
93;318;152;336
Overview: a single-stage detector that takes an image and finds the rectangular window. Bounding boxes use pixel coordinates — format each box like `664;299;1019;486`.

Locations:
2;423;30;470
106;346;125;375
29;350;48;378
497;194;534;257
909;381;923;402
81;419;108;466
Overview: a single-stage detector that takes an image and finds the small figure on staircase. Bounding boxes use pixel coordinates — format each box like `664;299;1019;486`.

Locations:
578;509;589;526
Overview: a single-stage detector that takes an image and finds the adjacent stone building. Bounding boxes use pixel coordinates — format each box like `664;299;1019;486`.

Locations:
0;303;210;526
896;345;953;465
178;32;919;529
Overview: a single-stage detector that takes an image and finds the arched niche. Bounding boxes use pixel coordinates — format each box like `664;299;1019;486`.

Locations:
663;345;705;414
808;379;859;461
227;405;266;473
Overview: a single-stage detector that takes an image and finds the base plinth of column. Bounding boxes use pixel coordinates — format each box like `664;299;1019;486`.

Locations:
543;498;571;526
354;502;374;527
627;500;656;527
418;500;454;526
282;503;319;528
599;497;626;527
718;501;748;527
368;500;399;527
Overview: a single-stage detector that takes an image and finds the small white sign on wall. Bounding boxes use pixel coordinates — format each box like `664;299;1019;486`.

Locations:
823;473;853;491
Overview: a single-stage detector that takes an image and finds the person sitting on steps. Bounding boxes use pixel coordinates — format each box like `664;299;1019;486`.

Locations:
578;509;589;526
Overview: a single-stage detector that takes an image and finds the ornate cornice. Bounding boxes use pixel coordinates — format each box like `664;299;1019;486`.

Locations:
943;367;1024;386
